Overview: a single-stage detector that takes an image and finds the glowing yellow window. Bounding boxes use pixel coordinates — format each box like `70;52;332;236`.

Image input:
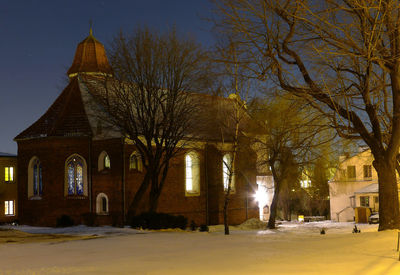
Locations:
5;167;14;182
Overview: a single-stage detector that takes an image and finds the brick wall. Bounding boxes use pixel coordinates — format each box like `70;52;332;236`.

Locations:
17;137;258;227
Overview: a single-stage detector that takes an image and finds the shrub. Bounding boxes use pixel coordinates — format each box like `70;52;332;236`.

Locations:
130;212;187;230
56;214;74;227
190;220;197;231
199;224;209;232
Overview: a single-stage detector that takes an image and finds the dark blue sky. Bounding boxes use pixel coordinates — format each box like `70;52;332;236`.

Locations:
0;0;215;154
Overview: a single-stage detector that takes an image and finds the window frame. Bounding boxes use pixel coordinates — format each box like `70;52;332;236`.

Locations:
347;165;356;180
363;165;372;179
129;151;143;172
4;200;15;216
185;152;200;196
98;151;111;172
65;154;88;197
28;157;43;198
4;166;14;182
360;196;370;207
222;153;235;193
96;193;109;215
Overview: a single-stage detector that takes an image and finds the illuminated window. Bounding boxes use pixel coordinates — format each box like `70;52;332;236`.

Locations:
28;157;42;198
5;167;14;182
129;151;143;172
223;154;235;192
65;154;87;196
185;152;200;195
98;151;110;171
363;165;372;179
96;193;109;215
4;200;14;216
347;166;356;179
360;196;369;207
300;174;311;188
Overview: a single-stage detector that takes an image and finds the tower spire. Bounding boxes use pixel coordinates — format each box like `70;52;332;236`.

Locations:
89;19;93;36
67;24;113;78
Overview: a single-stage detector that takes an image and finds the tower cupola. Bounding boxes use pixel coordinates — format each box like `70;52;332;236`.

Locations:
67;28;113;78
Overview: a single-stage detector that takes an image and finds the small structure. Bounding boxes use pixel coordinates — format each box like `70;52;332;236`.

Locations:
0;152;17;223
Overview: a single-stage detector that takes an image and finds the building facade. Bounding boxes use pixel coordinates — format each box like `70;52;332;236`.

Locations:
0;153;17;223
329;148;384;222
14;31;258;227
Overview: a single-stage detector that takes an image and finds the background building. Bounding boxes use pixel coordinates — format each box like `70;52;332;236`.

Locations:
0;152;17;223
329;148;386;222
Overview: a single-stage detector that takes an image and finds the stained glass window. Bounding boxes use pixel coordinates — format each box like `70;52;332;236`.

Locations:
76;163;83;195
32;159;42;196
33;163;38;196
39;164;43;195
67;156;84;196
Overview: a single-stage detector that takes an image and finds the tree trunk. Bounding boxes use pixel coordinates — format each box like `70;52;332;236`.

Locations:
127;173;150;219
268;182;281;229
148;173;160;213
223;191;230;235
373;157;400;230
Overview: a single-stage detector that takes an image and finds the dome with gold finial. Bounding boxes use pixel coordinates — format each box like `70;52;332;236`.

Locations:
67;28;113;78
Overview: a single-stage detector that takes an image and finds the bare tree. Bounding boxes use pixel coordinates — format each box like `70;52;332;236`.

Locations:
214;0;400;230
214;40;252;235
87;27;209;217
250;96;334;228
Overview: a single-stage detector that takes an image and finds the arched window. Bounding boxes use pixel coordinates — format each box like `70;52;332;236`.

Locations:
65;154;87;196
96;193;109;215
223;153;235;192
185;152;200;196
129;151;143;172
98;151;110;171
28;157;42;198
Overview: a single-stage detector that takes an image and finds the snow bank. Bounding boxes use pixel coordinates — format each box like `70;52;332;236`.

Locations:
3;221;399;275
0;224;138;236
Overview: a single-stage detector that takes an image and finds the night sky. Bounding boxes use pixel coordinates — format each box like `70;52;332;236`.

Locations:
0;0;215;154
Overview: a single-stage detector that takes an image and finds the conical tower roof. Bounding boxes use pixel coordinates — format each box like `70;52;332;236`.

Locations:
67;28;113;78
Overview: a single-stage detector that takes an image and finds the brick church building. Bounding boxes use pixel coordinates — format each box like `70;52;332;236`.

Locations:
14;30;259;227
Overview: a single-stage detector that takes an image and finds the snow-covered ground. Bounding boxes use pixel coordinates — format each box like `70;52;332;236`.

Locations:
1;220;400;274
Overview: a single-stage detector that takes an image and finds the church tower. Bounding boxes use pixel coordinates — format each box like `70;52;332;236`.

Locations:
67;28;113;78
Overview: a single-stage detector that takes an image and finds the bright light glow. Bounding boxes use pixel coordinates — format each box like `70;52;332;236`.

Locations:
255;176;274;221
298;215;304;222
254;190;264;202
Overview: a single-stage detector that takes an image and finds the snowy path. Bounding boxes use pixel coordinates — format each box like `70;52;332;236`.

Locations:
1;222;400;274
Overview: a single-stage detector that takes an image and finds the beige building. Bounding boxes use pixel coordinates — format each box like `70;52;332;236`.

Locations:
329;148;379;222
0;152;17;223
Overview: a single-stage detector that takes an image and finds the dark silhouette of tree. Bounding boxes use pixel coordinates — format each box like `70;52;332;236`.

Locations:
88;27;210;216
